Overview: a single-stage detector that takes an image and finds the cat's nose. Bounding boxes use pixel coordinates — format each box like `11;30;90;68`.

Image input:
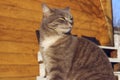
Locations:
70;21;74;25
69;18;74;25
68;22;73;28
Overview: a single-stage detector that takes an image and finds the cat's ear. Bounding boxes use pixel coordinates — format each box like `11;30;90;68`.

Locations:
41;3;52;17
64;7;70;12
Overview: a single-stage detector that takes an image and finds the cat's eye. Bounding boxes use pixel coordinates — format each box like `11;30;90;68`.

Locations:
59;17;66;21
56;17;66;23
53;17;66;23
70;17;73;21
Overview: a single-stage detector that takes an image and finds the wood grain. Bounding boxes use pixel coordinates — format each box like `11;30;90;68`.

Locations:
0;0;41;11
100;0;113;45
0;0;113;78
101;0;112;20
0;77;36;80
0;0;113;45
0;65;39;77
0;16;39;31
0;53;38;65
0;3;41;22
0;0;40;78
0;41;39;54
0;29;38;43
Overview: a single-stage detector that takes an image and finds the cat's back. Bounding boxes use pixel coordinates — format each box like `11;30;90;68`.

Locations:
69;37;116;80
72;37;111;68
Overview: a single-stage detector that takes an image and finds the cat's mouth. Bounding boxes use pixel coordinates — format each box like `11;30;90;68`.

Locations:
62;27;71;29
62;27;72;34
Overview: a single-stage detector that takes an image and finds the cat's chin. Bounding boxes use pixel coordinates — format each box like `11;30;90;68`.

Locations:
63;27;72;33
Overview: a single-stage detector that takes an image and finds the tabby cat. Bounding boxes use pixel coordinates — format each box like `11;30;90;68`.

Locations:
40;4;116;80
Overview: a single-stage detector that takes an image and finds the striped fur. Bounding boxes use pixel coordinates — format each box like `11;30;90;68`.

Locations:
40;4;116;80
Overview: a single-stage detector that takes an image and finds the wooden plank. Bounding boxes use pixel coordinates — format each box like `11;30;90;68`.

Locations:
0;41;39;54
0;0;113;46
0;77;36;80
72;28;111;45
1;0;105;14
0;65;39;77
0;29;38;43
0;1;104;32
0;0;81;11
38;0;83;11
0;0;104;23
0;10;104;32
0;16;40;31
38;0;103;14
100;0;112;20
0;9;104;32
0;0;41;11
0;53;38;65
72;29;99;37
100;0;113;46
0;3;41;22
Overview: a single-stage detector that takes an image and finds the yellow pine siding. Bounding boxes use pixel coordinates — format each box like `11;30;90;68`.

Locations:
0;29;38;43
0;77;36;80
0;16;39;31
0;65;39;77
0;53;38;65
0;0;113;79
0;41;38;54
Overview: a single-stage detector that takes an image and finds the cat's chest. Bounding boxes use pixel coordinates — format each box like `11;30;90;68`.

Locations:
41;36;61;51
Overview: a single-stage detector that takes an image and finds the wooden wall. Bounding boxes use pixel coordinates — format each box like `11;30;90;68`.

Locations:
0;0;113;80
0;0;40;80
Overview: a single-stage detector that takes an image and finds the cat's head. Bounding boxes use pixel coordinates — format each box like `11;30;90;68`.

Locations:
41;4;73;35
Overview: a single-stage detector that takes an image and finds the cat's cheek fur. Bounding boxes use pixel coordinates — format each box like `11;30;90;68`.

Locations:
56;25;72;34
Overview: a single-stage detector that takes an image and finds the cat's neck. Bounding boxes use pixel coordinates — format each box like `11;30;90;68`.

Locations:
40;30;70;51
40;35;62;51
